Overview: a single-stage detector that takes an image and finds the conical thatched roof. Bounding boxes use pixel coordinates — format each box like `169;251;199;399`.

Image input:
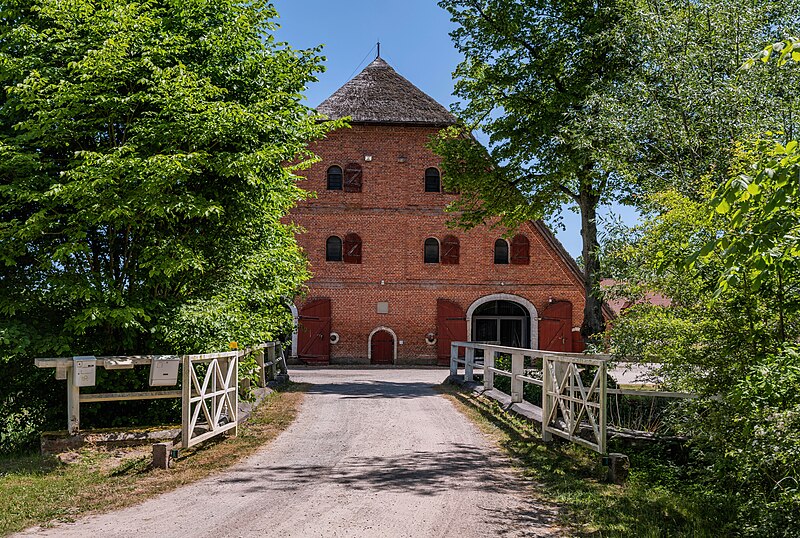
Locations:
317;57;456;126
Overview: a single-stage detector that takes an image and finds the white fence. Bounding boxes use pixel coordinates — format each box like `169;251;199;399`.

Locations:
449;341;693;454
35;342;287;445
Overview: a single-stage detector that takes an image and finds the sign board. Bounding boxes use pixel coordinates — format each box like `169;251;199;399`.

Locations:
72;356;97;387
149;355;180;386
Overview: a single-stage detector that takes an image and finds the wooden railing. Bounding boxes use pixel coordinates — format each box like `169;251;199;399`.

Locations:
449;341;693;454
35;342;287;443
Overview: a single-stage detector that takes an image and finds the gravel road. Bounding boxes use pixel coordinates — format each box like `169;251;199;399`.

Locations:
18;368;561;537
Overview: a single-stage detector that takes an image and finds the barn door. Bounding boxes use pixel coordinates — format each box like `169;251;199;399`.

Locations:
539;300;572;352
298;298;331;364
437;299;467;366
370;330;394;364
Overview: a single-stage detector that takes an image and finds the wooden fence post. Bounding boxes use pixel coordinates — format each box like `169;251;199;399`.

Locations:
542;355;553;442
181;355;190;449
67;368;80;435
255;349;265;387
465;347;475;382
484;350;495;391
450;343;458;377
267;345;277;381
511;353;524;403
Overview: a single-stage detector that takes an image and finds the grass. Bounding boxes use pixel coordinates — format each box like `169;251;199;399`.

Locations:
437;383;738;537
0;383;306;536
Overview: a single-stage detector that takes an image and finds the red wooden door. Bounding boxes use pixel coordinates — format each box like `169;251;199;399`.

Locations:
371;330;394;364
437;299;467;366
539;300;573;352
298;298;331;364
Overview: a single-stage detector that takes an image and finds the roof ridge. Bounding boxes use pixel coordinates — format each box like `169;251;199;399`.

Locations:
317;57;456;126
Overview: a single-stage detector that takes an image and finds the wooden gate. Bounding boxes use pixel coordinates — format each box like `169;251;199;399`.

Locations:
298;298;331;364
539;300;573;352
370;330;394;364
437;299;467;366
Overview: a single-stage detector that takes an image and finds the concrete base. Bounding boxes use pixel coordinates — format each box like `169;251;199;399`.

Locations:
41;427;180;455
152;442;172;469
605;453;630;484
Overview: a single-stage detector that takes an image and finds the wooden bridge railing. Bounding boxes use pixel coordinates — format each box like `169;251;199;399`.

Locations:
449;341;694;454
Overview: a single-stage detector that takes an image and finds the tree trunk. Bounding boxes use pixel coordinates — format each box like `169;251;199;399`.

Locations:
579;179;605;343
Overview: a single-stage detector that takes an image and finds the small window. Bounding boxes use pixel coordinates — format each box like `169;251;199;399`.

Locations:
510;234;530;265
343;163;363;192
441;235;460;265
424;167;441;192
494;239;509;264
327;165;343;190
343;233;362;264
424;238;440;263
326;236;342;261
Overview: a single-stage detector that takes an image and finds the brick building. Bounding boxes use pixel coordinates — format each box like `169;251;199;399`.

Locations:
288;57;590;365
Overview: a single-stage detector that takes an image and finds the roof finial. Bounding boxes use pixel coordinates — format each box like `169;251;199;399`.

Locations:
377;41;381;58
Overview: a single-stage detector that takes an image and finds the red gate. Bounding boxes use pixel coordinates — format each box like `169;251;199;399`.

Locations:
539;300;573;352
298;298;331;365
437;299;467;366
370;330;394;364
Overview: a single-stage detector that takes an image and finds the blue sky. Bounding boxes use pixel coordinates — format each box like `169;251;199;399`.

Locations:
273;0;638;259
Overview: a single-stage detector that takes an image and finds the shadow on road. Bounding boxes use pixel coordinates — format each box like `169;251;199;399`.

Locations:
302;379;442;399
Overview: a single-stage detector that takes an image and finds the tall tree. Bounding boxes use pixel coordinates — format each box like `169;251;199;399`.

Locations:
0;0;339;448
432;0;636;341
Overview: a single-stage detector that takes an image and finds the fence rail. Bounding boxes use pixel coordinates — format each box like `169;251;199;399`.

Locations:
449;341;692;454
35;342;287;443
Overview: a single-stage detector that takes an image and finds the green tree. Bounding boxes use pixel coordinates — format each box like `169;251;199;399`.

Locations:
0;0;338;450
432;0;637;340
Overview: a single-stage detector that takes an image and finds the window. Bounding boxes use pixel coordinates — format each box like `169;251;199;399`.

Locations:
343;233;362;264
510;234;530;265
424;238;440;263
424;167;441;192
441;235;460;265
327;165;343;190
494;239;509;264
326;236;342;261
343;163;363;192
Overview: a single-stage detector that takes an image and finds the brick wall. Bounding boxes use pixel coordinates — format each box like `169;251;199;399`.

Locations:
289;123;587;364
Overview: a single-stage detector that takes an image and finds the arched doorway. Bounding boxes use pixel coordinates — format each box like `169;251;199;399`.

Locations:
466;294;538;349
369;327;396;365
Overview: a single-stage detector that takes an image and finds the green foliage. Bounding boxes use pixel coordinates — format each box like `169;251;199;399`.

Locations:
434;0;640;337
0;0;340;451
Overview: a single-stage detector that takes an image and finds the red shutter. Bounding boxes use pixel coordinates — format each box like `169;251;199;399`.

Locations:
343;163;362;192
441;235;460;265
510;234;530;265
343;233;362;264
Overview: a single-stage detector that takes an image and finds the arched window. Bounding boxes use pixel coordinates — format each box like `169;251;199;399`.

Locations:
343;233;362;264
424;238;440;263
510;234;530;265
441;235;460;265
326;236;342;261
424;167;441;192
327;165;343;190
343;163;363;192
494;239;509;264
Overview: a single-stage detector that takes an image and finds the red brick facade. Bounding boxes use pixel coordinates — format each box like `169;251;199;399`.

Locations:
289;124;588;365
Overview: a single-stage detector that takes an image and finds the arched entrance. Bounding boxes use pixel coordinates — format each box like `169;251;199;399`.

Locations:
466;294;538;349
368;326;397;365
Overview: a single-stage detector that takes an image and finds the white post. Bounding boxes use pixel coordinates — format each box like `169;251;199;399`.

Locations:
541;354;553;442
232;354;239;438
484;350;495;391
181;355;191;449
67;367;80;435
599;360;607;454
449;343;458;377
267;345;278;381
465;347;475;382
255;349;265;387
511;353;524;403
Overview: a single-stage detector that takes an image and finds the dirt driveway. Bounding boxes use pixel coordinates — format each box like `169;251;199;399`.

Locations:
18;368;561;537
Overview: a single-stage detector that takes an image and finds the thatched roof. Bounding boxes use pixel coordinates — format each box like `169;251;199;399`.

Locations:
317;57;456;126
